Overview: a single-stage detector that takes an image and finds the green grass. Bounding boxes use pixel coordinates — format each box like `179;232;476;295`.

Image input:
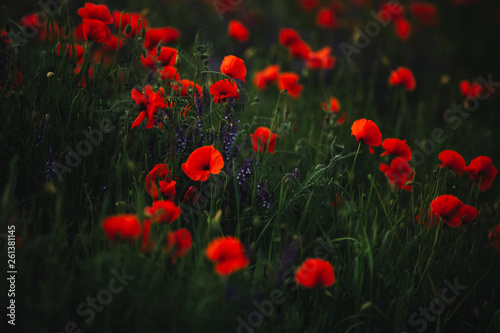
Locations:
1;0;500;332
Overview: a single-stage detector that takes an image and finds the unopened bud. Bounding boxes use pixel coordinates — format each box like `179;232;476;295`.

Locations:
124;24;132;35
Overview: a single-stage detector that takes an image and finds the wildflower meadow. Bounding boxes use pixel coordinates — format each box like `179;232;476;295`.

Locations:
1;0;500;332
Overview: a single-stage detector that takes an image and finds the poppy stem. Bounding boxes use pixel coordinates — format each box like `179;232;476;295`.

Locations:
349;141;362;189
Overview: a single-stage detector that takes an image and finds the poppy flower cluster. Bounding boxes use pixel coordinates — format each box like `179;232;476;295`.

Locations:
378;2;410;40
295;258;336;288
205;236;249;276
438;151;497;191
253;65;280;90
78;3;113;43
141;46;178;69
278;27;335;71
429;195;478;227
145;163;176;200
378;136;415;191
102;161;190;260
378;1;439;40
73;3;182;86
460;80;484;98
140;46;180;86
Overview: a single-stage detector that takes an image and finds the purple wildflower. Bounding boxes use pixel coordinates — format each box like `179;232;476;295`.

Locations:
35;114;50;147
257;181;271;209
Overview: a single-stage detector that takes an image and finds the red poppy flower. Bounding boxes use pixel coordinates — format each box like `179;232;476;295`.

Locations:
177;79;203;98
389;67;415;91
321;96;341;113
73;23;86;41
306;46;336;70
380;157;415;191
102;34;124;53
378;2;404;22
438;150;466;177
56;43;84;63
464;156;497;191
315;7;337;30
210;79;240;104
430;195;465;227
77;3;113;25
394;17;411;40
459;80;484;98
351;119;382;154
228;20;249;42
299;0;319;11
145;200;181;224
279;28;301;47
144;27;180;50
410;2;438;26
102;214;141;242
130;86;167;129
141;47;178;69
145;163;176;200
488;223;500;250
331;194;342;208
250;127;278;154
141;219;154;253
205;236;249;276
295;258;336;288
182;146;225;182
220;55;247;82
278;28;311;60
164;229;192;262
81;18;111;43
253;64;280;90
159;65;180;82
459;205;478;225
184;186;200;206
112;11;148;38
1;29;10;45
288;40;312;60
24;13;59;40
380;138;412;161
277;72;304;99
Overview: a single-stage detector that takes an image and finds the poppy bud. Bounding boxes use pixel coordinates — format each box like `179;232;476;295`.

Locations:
124;24;132;35
47;72;55;78
140;27;146;39
183;186;199;206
